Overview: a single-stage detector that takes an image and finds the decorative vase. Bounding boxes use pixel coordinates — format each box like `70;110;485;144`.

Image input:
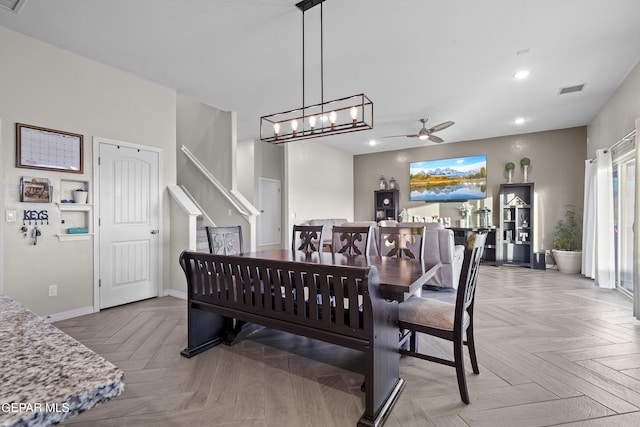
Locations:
523;165;529;183
459;218;467;228
379;175;388;190
507;169;513;184
73;190;88;204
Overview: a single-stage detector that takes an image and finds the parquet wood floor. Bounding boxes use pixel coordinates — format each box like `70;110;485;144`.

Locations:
56;266;640;426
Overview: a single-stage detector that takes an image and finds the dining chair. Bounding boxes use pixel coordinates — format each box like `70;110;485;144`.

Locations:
291;225;324;253
331;225;374;256
205;225;244;255
378;226;426;260
398;232;487;404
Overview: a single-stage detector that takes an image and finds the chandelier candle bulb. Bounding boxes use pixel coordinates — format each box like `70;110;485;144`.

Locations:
291;119;298;137
309;115;316;131
350;106;358;125
273;122;280;138
329;111;337;129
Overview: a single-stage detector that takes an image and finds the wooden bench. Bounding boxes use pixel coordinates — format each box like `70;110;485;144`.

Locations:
179;250;405;427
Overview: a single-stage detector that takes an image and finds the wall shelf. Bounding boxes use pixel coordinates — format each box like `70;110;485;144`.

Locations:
56;233;94;242
55;190;93;242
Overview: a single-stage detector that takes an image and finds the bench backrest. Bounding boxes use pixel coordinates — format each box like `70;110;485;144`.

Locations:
179;251;378;343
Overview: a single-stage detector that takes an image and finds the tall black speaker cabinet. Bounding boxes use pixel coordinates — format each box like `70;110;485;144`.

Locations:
499;183;534;267
374;189;399;221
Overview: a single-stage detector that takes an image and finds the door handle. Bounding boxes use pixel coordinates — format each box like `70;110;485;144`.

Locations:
150;229;159;234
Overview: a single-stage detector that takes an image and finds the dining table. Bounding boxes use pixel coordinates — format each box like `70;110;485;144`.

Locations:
237;249;442;302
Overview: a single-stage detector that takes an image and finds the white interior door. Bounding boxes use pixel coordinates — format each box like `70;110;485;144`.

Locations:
257;177;281;246
98;142;160;309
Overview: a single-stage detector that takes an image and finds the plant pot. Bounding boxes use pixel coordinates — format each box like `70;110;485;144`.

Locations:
552;249;582;274
73;190;88;204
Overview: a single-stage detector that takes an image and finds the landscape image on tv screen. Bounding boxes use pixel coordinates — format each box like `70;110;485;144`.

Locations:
409;155;487;202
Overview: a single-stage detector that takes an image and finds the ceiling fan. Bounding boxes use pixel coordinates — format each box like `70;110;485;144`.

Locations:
384;118;455;143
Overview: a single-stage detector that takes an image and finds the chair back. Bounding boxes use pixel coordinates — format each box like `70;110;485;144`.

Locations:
454;232;487;331
331;225;373;256
291;225;324;253
205;226;244;255
378;226;426;260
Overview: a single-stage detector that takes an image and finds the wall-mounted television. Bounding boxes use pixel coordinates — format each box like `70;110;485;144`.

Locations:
409;155;487;202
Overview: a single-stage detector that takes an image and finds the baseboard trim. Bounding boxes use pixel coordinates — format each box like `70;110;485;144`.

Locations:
43;306;95;323
166;289;187;300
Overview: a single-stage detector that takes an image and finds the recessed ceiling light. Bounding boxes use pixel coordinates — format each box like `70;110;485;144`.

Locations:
513;70;530;80
514;117;525;125
369;139;377;146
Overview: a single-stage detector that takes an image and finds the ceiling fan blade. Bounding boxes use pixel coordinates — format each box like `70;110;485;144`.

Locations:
380;134;417;139
428;134;444;143
428;121;455;133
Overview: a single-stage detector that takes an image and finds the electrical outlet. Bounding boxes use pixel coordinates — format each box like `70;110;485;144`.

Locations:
48;285;57;297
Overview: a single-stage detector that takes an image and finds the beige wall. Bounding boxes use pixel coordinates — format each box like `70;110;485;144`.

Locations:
285;140;354;248
252;140;285;248
0;26;177;316
354;127;587;252
177;93;235;189
588;59;640;154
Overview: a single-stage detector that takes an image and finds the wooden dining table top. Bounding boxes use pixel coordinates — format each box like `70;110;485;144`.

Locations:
238;249;441;302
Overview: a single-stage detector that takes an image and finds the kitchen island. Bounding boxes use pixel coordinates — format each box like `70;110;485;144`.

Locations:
0;296;123;427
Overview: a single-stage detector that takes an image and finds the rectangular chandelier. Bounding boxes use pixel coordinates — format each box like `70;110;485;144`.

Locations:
259;0;373;144
260;93;373;144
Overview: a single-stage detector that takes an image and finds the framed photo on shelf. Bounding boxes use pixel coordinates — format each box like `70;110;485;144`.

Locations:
21;176;52;203
16;123;84;173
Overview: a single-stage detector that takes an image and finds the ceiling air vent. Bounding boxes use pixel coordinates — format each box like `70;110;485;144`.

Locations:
0;0;26;13
559;84;585;95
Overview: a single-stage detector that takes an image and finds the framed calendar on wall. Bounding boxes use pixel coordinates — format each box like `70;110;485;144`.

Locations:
16;123;84;173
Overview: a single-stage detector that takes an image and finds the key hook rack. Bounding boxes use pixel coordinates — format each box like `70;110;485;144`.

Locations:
23;210;49;225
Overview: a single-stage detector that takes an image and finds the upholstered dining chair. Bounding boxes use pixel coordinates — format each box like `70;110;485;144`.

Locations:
331;225;374;256
398;232;487;404
291;225;324;253
378;226;426;260
205;225;244;255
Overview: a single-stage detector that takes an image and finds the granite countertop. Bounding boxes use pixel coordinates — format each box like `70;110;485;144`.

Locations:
0;296;124;427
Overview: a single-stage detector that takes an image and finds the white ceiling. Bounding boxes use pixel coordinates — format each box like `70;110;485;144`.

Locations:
2;0;640;155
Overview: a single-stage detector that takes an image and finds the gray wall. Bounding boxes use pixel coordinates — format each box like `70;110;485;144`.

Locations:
354;127;587;252
588;59;640;154
177;93;235;189
285;140;354;248
0;26;177;316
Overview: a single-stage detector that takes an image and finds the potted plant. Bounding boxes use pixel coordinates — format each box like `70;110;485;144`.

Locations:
520;157;531;182
552;207;582;273
505;162;515;183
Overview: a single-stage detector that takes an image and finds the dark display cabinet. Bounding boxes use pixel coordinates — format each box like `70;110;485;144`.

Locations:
374;189;399;221
499;183;534;268
450;227;499;266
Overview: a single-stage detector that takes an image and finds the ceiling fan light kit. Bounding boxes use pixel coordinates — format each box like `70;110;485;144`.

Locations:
260;0;373;144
